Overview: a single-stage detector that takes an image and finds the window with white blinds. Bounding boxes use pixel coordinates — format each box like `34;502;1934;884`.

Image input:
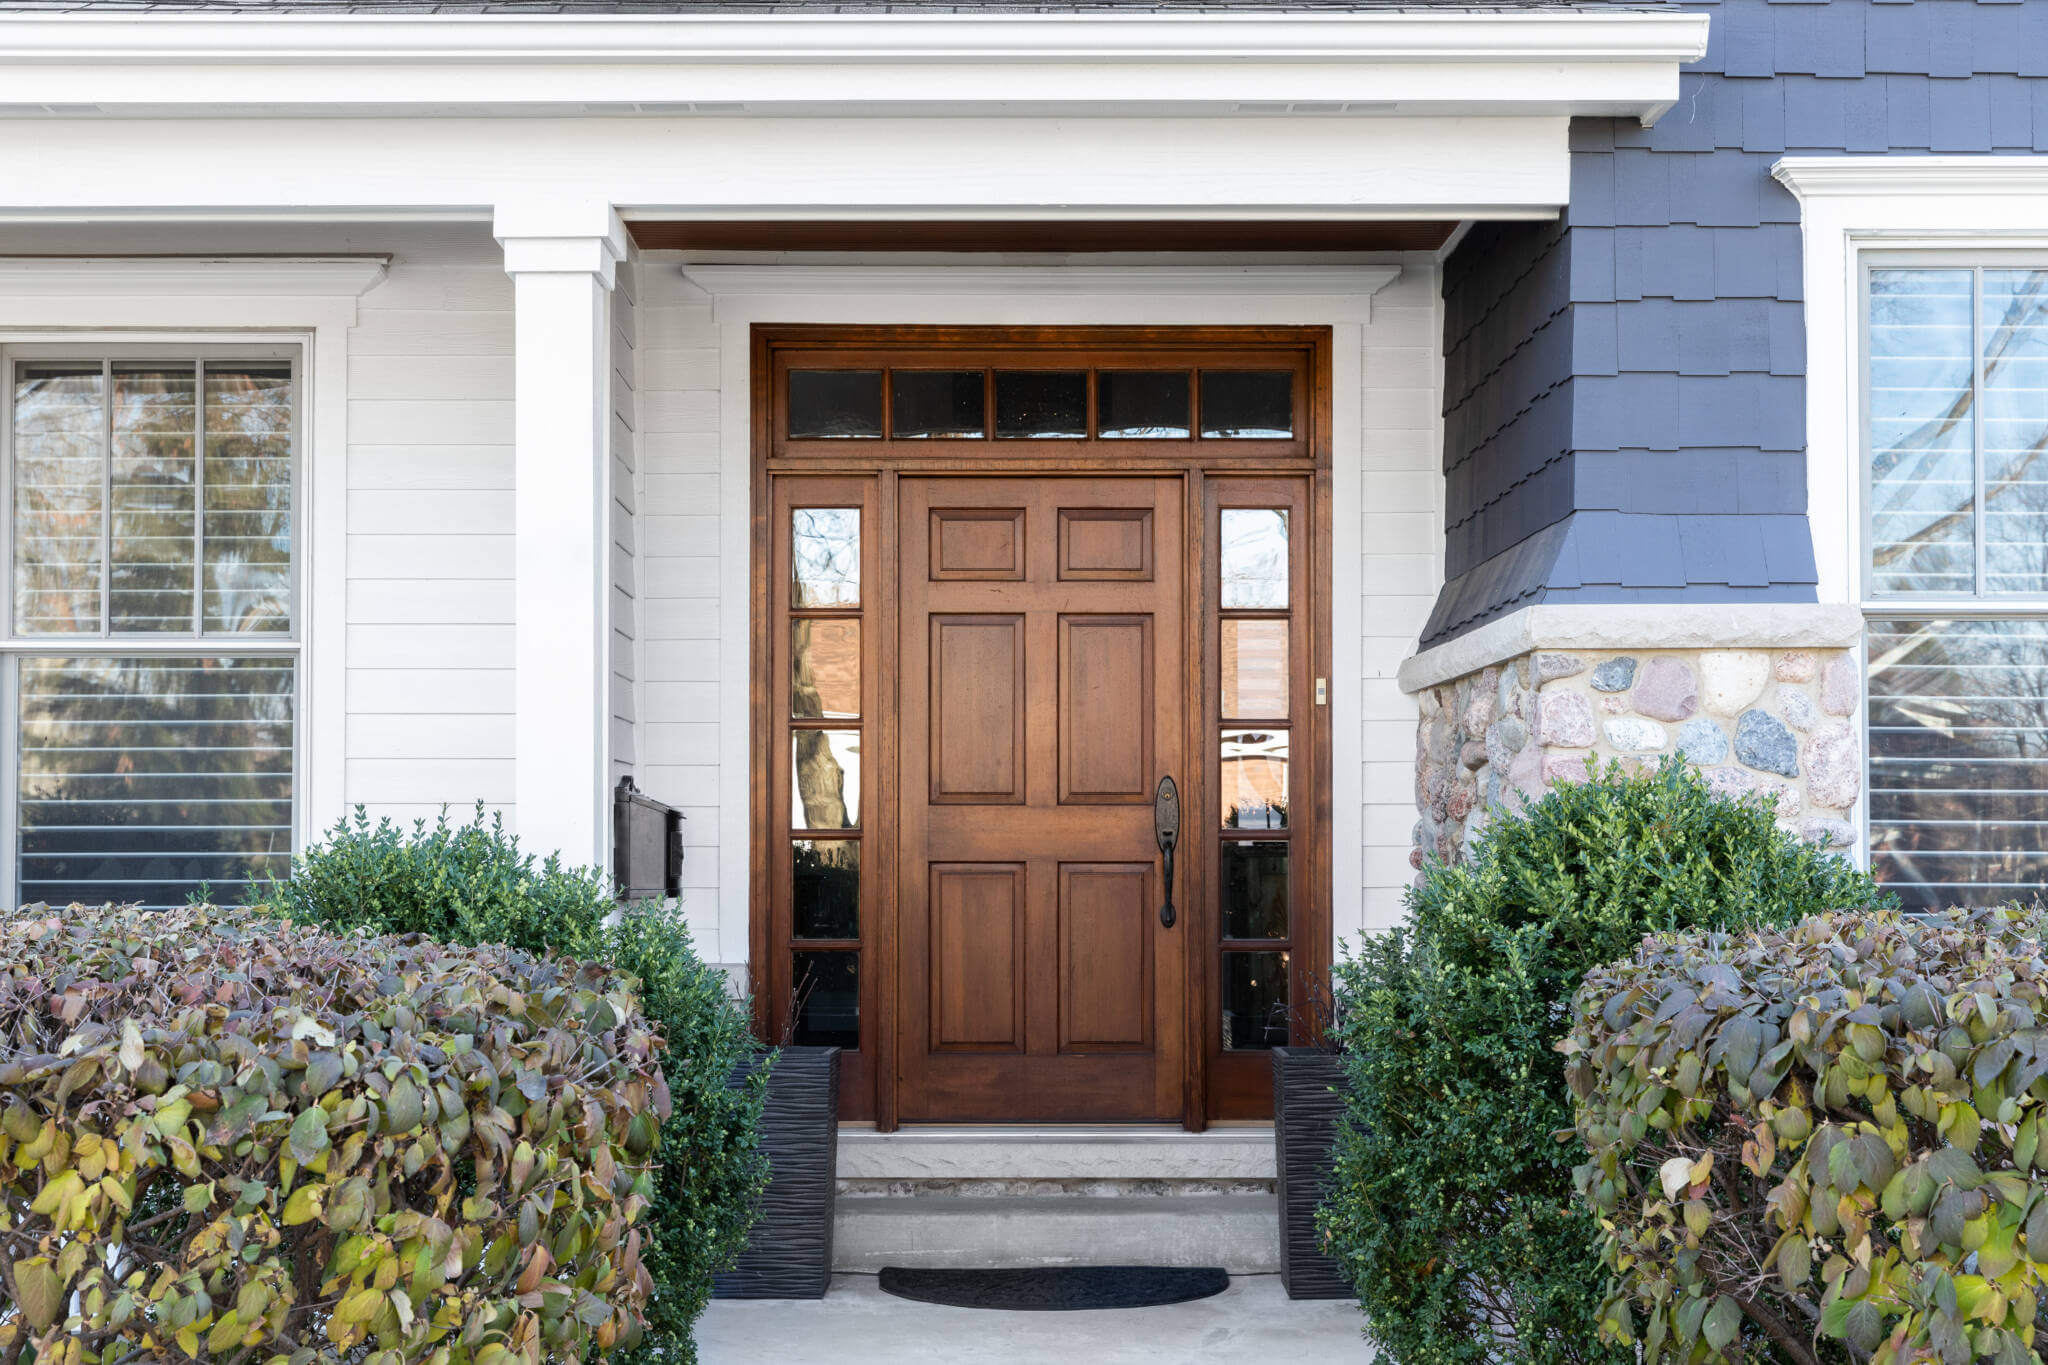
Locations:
1866;267;2048;910
5;349;298;910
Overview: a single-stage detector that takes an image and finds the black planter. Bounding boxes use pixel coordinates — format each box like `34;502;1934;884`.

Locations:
712;1045;841;1299
1272;1046;1353;1300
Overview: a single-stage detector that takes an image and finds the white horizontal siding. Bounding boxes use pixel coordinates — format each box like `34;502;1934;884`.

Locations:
611;256;641;796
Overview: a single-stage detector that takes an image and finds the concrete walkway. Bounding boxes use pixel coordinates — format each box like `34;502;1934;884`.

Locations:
698;1273;1369;1363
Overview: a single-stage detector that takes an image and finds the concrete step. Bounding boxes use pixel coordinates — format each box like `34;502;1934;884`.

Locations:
834;1194;1281;1274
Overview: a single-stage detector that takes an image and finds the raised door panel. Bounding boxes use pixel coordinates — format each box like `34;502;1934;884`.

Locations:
931;863;1026;1051
930;614;1025;804
930;508;1026;581
1058;863;1153;1051
1058;507;1153;581
1058;615;1152;805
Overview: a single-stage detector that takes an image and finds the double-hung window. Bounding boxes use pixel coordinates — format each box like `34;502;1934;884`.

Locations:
1865;264;2048;910
1;345;299;909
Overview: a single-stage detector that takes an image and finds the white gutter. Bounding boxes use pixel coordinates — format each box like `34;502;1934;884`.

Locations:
0;11;1711;122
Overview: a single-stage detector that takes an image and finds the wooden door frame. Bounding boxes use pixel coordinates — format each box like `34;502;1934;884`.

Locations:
748;324;1333;1131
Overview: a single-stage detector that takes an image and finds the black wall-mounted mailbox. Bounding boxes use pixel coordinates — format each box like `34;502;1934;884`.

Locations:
613;776;684;901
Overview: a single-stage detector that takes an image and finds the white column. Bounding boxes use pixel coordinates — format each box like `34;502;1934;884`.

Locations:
496;203;628;870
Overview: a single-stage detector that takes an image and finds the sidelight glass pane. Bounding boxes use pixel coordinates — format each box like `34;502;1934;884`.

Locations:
793;839;860;940
792;618;860;719
204;364;293;633
994;371;1087;439
1870;269;1977;595
110;366;197;633
788;370;882;440
1221;618;1289;719
16;654;295;908
1221;840;1289;940
1980;271;2048;594
1221;729;1288;829
891;370;985;440
1867;617;2048;911
12;363;105;634
1097;371;1191;439
792;951;860;1049
792;507;860;608
1220;508;1289;608
1222;950;1289;1050
792;728;861;831
1202;371;1293;439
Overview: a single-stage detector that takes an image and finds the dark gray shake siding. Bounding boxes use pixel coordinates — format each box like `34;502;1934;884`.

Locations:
1424;0;2048;648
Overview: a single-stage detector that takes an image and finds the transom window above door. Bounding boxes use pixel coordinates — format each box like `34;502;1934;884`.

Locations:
764;329;1321;458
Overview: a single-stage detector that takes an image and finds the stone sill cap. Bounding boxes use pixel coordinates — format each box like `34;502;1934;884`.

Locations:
1396;603;1866;695
838;1125;1277;1181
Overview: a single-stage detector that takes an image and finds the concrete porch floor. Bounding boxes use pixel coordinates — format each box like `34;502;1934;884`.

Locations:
698;1273;1368;1363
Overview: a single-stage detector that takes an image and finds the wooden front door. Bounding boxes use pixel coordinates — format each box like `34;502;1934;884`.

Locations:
896;476;1187;1121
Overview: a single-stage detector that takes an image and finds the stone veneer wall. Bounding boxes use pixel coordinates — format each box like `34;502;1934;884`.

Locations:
1414;645;1862;867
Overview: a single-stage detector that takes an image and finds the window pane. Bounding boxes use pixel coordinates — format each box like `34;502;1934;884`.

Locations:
1868;618;2048;912
1221;618;1288;719
1222;729;1288;829
994;371;1087;439
204;365;293;633
1202;371;1293;439
17;655;294;908
110;366;197;634
1870;269;1977;594
792;507;860;609
12;363;104;634
1222;950;1289;1050
1221;840;1288;940
792;728;861;831
1981;271;2048;594
792;618;860;719
793;839;859;940
891;370;985;440
792;951;860;1049
1220;508;1288;608
788;370;882;440
1098;371;1190;439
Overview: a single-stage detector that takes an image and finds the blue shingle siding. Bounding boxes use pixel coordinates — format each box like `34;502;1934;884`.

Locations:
1421;0;2046;647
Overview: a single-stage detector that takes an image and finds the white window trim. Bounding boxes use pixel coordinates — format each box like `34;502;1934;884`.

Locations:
680;262;1405;973
1775;156;2048;893
0;255;388;904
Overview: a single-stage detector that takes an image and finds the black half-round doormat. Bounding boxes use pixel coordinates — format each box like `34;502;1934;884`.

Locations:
877;1265;1229;1311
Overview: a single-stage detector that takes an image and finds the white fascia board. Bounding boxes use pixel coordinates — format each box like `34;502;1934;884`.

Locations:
0;255;389;297
0;11;1707;121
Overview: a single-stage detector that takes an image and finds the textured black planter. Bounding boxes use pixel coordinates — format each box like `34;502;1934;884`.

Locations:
1272;1046;1354;1300
712;1045;841;1299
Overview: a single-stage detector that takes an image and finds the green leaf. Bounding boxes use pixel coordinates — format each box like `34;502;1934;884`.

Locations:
14;1259;63;1332
288;1106;331;1164
1702;1295;1741;1354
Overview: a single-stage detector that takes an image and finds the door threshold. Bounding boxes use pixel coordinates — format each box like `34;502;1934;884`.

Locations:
838;1124;1277;1181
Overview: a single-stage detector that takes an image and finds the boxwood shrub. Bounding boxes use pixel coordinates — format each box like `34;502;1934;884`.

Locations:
252;805;767;1365
0;903;664;1363
1568;907;2048;1365
1318;760;1884;1365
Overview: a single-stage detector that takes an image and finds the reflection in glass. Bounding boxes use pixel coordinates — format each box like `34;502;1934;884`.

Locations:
792;508;860;608
16;655;295;907
1221;618;1288;719
1222;950;1289;1050
1869;270;1977;594
792;728;861;830
792;951;860;1049
1981;271;2048;594
1202;371;1293;439
1221;508;1289;608
1868;618;2048;911
793;839;860;940
995;371;1087;439
1222;729;1288;829
12;364;106;634
110;367;197;633
792;618;860;719
892;370;985;440
1098;371;1191;439
1222;841;1289;940
788;370;883;440
204;365;293;633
